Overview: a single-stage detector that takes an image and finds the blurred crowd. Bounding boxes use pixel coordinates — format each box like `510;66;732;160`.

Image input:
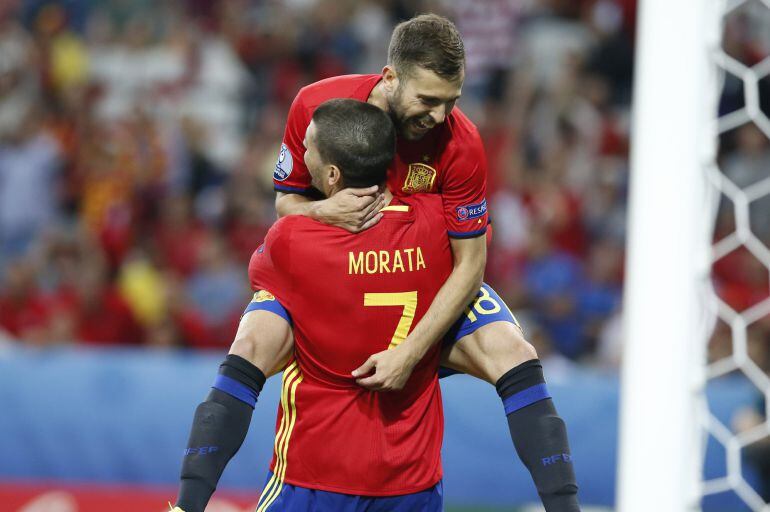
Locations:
0;0;766;373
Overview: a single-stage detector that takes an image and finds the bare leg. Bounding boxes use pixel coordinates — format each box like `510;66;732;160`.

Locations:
229;310;294;377
440;320;536;383
439;319;579;511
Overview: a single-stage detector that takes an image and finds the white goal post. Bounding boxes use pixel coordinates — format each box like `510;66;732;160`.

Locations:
618;0;723;511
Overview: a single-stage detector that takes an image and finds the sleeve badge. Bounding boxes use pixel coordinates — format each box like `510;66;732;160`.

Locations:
274;143;293;182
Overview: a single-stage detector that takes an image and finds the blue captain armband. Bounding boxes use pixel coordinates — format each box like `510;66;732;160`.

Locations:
242;290;292;326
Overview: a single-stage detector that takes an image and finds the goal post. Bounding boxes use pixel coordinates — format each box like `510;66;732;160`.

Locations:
618;0;723;510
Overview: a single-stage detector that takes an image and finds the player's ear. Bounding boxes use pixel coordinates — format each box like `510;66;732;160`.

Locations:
381;65;398;94
327;165;342;188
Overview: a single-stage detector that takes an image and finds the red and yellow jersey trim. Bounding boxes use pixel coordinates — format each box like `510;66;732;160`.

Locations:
256;360;303;512
380;205;409;212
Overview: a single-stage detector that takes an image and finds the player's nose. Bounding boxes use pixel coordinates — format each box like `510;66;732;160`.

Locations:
429;105;447;125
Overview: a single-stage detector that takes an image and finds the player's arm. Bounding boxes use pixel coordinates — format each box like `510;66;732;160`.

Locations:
174;225;295;512
408;234;486;358
353;132;490;391
275;189;385;233
353;235;484;390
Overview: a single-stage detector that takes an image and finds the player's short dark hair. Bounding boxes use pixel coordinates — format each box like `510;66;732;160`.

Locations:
311;98;396;189
388;13;465;81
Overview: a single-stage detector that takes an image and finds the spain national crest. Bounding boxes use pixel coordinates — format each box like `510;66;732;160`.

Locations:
402;163;437;193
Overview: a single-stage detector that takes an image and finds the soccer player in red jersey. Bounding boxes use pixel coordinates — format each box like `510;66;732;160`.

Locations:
251;99;454;509
269;14;579;511
175;99;449;511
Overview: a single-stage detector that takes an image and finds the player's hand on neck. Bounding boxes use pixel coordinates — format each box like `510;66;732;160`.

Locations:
312;184;386;233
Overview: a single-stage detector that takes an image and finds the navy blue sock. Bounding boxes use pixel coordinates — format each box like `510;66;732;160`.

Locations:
176;355;266;512
496;359;580;512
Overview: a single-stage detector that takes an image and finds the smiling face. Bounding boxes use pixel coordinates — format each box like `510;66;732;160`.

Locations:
384;66;463;141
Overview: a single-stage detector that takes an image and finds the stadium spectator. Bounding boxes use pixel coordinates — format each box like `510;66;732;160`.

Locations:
53;256;143;344
575;238;622;354
444;0;523;106
184;232;248;349
523;226;584;359
153;194;209;277
0;107;62;262
0;8;39;141
0;258;53;345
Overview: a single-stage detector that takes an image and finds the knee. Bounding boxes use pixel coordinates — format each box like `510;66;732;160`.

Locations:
491;321;539;366
228;335;261;362
445;321;539;384
229;311;294;377
511;331;539;364
230;334;293;378
489;342;537;385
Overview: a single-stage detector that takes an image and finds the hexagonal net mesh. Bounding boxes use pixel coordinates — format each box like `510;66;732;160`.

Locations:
703;0;770;510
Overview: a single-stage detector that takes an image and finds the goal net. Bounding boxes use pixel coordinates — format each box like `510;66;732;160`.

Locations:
620;0;770;511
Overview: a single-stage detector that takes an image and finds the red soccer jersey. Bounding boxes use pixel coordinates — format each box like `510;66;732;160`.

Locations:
248;194;453;496
273;74;489;239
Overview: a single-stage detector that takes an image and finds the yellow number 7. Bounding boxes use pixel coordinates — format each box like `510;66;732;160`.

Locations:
364;291;418;349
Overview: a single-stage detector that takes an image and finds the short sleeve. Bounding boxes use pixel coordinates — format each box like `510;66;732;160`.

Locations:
441;130;489;239
273;92;313;194
248;218;295;300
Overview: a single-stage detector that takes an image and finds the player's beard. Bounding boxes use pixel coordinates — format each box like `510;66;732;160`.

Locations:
387;86;434;141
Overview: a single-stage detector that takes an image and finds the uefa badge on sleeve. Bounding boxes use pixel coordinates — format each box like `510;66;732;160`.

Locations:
274;143;293;181
456;199;487;222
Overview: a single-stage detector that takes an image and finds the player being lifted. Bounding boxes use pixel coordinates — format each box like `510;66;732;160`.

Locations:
174;13;579;512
